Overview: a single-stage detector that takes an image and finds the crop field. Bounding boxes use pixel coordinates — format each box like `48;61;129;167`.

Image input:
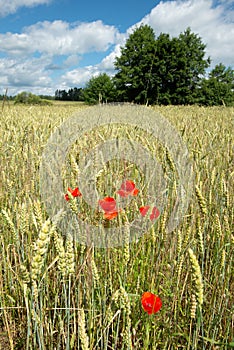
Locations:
0;103;233;349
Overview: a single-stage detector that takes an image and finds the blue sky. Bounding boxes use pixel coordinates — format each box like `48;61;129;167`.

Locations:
0;0;233;96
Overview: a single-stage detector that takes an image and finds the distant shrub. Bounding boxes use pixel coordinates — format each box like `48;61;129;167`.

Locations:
14;92;52;105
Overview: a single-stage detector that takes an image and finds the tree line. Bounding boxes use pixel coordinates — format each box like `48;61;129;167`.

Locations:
54;87;83;101
56;25;233;106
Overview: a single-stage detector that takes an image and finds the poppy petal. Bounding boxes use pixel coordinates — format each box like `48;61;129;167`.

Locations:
132;188;139;196
122;180;135;192
117;180;139;197
139;206;150;216
99;197;117;212
141;292;162;315
103;211;118;220
140;206;160;221
150;207;160;220
72;187;82;197
65;187;81;201
116;190;129;197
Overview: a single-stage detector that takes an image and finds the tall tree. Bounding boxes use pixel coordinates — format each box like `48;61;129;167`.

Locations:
114;25;210;105
169;28;210;104
198;63;234;106
114;25;157;104
55;89;68;100
83;73;116;105
151;33;177;104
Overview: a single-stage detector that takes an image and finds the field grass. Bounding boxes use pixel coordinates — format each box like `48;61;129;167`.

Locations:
0;103;233;349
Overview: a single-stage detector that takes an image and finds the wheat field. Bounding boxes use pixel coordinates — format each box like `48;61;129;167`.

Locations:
0;103;233;349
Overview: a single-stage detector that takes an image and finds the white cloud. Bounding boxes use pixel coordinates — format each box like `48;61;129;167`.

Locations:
59;42;126;90
0;56;53;95
99;44;122;71
63;55;80;68
60;66;100;89
0;18;122;95
0;20;119;56
0;0;52;17
136;0;234;68
0;19;120;95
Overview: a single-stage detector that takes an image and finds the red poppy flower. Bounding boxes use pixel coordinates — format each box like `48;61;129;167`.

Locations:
139;205;160;221
141;292;162;315
65;187;82;201
103;211;119;220
117;180;139;197
139;205;150;216
99;197;120;220
99;197;117;212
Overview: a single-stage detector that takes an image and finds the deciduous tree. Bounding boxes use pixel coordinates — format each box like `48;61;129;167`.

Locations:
198;63;234;106
114;25;210;105
83;73;116;105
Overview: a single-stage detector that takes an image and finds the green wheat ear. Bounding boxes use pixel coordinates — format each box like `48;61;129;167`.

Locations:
65;233;75;275
2;209;18;244
78;308;90;350
91;251;100;287
31;219;51;282
33;200;44;230
195;185;208;216
190;294;197;319
196;216;204;255
188;248;204;307
53;230;67;276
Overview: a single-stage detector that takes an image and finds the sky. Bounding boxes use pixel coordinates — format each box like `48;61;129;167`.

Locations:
0;0;233;96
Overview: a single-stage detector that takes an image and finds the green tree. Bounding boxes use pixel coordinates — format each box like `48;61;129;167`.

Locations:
114;25;157;104
198;63;234;106
14;91;52;105
83;73;116;105
69;87;84;101
150;33;177;104
167;28;210;104
114;25;210;105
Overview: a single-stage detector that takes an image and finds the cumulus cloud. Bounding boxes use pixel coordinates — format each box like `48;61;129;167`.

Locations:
0;0;52;17
59;42;126;90
59;50;126;90
0;56;53;95
99;44;122;71
64;55;80;68
0;20;119;56
0;18;122;94
136;0;234;67
60;65;101;89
